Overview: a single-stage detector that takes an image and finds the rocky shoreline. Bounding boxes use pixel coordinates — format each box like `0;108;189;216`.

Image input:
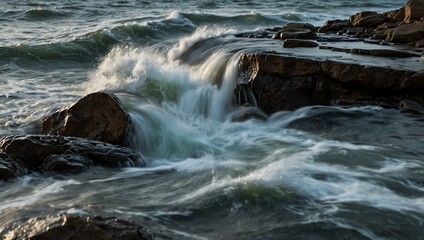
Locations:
235;0;424;114
1;1;424;239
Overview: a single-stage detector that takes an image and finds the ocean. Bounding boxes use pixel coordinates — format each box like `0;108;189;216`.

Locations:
1;0;424;239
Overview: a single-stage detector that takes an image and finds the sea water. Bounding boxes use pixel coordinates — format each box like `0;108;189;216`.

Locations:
2;1;423;239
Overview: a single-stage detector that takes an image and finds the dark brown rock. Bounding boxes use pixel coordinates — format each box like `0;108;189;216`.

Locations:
237;52;424;113
283;23;317;32
272;28;316;40
0;152;26;180
350;11;391;28
386;21;424;43
318;20;351;33
42;92;131;146
283;39;319;48
0;135;145;175
1;214;152;240
404;0;424;22
385;7;406;22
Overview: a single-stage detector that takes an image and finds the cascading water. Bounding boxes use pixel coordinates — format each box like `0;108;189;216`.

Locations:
1;1;423;239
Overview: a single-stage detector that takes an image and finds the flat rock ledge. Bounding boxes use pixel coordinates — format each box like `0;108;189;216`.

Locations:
234;0;424;114
0;135;145;181
1;214;153;240
237;52;424;114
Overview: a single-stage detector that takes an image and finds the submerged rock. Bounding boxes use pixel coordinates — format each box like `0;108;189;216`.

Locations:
0;135;145;179
1;214;153;240
42;92;131;146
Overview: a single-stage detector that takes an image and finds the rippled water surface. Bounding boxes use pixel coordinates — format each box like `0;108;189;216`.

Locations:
2;0;423;239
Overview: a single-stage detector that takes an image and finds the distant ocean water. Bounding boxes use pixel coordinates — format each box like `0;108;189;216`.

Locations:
2;1;424;240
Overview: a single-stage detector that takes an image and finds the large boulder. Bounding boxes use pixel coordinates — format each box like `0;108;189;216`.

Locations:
42;92;131;146
349;11;391;28
237;52;424;113
0;135;145;179
1;214;152;240
318;19;351;33
385;21;424;43
282;23;317;32
404;0;424;22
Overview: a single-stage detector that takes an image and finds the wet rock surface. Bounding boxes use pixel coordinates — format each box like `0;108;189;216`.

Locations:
234;0;424;114
1;214;153;240
0;135;145;180
42;92;131;146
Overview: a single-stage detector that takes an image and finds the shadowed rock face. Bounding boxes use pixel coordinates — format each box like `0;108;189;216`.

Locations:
42;92;131;146
0;135;145;180
1;215;153;240
238;53;424;114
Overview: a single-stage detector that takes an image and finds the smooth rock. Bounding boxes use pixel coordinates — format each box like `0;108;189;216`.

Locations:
404;0;424;22
350;48;419;58
318;19;351;33
386;21;424;43
1;214;153;240
283;39;319;48
0;135;145;175
350;11;391;28
42;92;131;146
272;28;316;40
283;23;316;32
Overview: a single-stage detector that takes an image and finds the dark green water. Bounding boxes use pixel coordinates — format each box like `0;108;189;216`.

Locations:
2;1;423;239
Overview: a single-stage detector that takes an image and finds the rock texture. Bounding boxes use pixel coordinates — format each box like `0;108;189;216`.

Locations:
42;92;131;146
237;53;424;114
1;215;152;240
0;135;145;180
404;0;424;22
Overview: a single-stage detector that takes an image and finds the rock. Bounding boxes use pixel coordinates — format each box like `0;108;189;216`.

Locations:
385;21;424;43
385;7;406;22
372;22;402;39
272;28;316;40
237;53;424;113
283;23;317;32
318;20;351;33
404;0;424;22
283;39;319;48
42;92;131;146
0;135;145;175
350;48;419;58
346;27;365;36
400;99;424;113
0;152;26;181
349;11;391;28
1;214;153;240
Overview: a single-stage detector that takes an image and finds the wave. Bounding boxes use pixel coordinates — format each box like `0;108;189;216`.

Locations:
23;9;71;20
0;20;196;62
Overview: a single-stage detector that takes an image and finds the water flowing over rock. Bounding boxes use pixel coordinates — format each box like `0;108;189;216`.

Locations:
42;92;131;146
0;135;145;179
1;214;153;240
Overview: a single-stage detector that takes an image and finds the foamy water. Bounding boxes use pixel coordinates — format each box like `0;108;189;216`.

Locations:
2;0;423;239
